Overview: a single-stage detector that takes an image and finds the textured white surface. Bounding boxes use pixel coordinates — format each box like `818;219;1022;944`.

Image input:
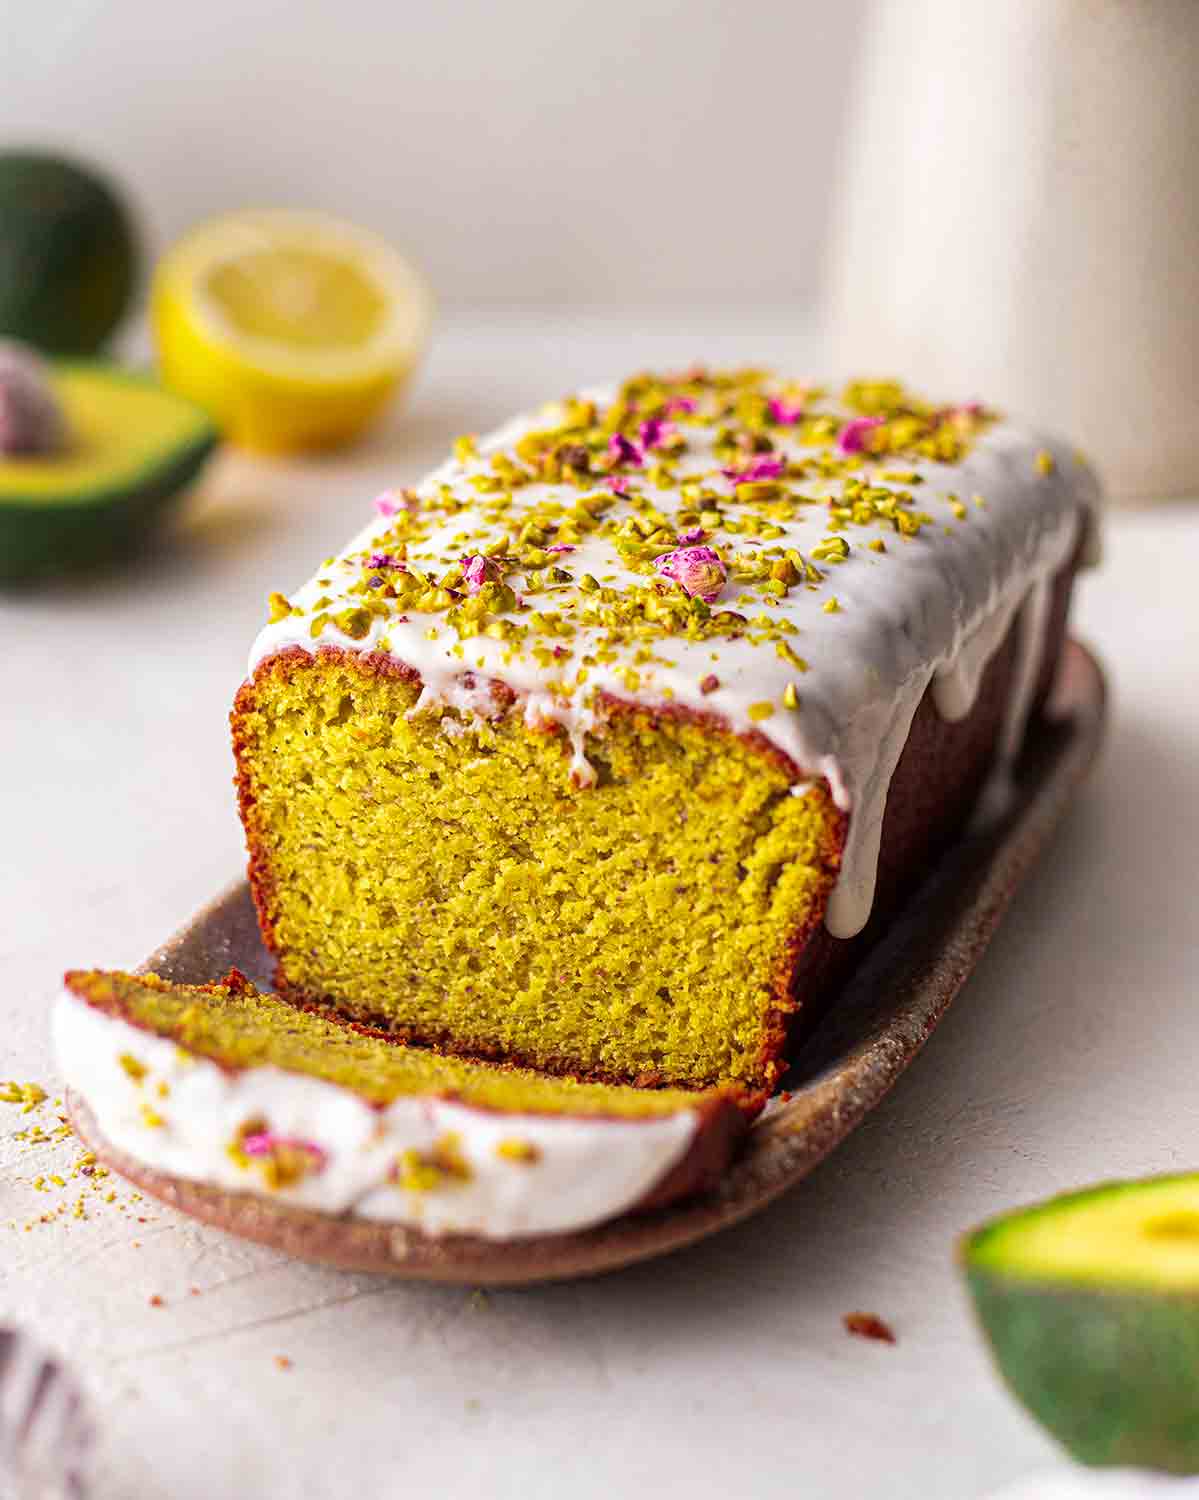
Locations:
3;310;1197;1500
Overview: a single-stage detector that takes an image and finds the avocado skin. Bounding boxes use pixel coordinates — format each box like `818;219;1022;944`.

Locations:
0;151;138;355
0;430;217;583
967;1267;1199;1473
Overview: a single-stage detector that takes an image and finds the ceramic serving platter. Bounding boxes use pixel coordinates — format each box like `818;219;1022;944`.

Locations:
68;640;1107;1285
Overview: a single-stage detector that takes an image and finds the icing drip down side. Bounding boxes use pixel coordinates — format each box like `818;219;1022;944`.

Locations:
247;372;1097;940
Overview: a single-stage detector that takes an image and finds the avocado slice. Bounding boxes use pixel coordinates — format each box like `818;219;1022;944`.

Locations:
0;363;218;581
963;1174;1199;1473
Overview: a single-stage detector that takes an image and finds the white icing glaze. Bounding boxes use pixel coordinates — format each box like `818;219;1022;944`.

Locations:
972;575;1056;829
932;591;1023;723
53;990;699;1240
246;382;1097;939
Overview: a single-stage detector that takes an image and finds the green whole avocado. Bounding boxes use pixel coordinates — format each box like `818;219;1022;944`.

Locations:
0;151;139;355
0;357;218;581
962;1174;1199;1474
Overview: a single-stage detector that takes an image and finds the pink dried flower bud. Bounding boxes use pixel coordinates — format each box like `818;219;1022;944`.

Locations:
460;554;504;593
767;396;804;426
638;416;674;451
607;432;643;467
721;457;786;484
241;1133;326;1170
944;401;986;429
655;545;726;603
836;417;884;455
665;396;698;416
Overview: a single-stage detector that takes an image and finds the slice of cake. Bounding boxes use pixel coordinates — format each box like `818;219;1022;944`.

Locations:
233;371;1098;1092
55;969;750;1239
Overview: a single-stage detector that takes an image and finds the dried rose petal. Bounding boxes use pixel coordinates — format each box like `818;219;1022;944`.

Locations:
665;396;698;416
605;475;630;495
677;526;707;544
607;432;643;467
721;456;786;484
767;396;804;426
460;554;501;593
638;416;674;451
655;545;726;603
545;543;576;554
367;551;405;570
836;417;883;455
241;1133;326;1170
944;401;986;429
373;490;401;517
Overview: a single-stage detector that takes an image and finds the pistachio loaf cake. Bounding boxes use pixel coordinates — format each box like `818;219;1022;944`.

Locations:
56;969;746;1238
233;370;1098;1093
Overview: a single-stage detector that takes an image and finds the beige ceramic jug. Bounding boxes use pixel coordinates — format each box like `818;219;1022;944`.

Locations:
826;0;1199;500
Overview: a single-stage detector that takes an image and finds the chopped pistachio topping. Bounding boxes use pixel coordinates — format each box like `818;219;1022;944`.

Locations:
0;1081;47;1113
258;370;1002;739
395;1133;473;1193
495;1137;541;1164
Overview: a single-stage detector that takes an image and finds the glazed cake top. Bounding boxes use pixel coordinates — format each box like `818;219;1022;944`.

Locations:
249;369;1098;937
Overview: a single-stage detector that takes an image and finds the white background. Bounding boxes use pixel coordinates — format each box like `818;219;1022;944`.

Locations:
1;0;866;307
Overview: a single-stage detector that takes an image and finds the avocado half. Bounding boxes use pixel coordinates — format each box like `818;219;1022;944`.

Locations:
962;1174;1199;1473
0;363;219;581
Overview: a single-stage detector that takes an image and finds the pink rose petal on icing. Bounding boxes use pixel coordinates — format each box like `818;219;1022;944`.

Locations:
605;475;630;495
374;490;400;517
665;396;697;416
677;526;707;544
607;432;643;467
768;396;804;425
655;545;726;603
836;416;883;455
460;554;496;593
367;551;405;570
546;543;576;554
721;456;786;484
638;416;674;451
241;1133;327;1170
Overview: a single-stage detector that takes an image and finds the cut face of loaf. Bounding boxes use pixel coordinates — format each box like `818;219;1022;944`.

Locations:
56;969;752;1239
233;371;1097;1092
235;654;843;1091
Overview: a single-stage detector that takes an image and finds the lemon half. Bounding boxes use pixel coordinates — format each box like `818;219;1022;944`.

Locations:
152;211;433;453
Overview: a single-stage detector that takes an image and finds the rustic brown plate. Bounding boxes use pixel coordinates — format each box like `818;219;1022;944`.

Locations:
68;639;1106;1285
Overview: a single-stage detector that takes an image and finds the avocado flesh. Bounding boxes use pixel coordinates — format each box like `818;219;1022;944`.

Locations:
0;365;218;580
964;1175;1199;1474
